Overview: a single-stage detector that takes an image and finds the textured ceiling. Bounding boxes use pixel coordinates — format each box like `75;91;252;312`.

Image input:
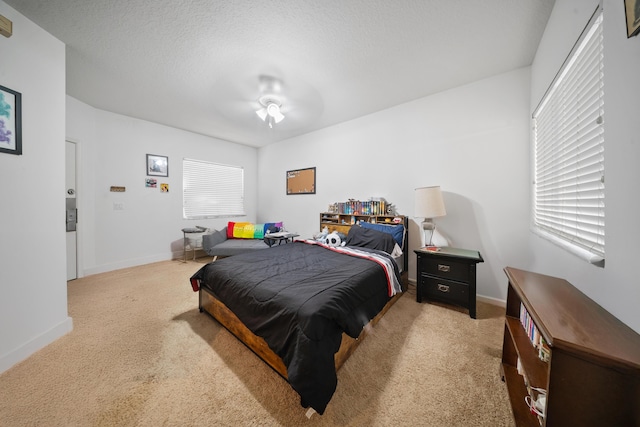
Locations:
5;0;555;147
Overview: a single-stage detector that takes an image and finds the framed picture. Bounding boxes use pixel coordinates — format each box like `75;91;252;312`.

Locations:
0;85;22;156
286;167;316;195
625;0;640;38
146;154;168;177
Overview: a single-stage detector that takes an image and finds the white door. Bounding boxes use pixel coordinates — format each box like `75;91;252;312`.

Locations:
66;141;77;281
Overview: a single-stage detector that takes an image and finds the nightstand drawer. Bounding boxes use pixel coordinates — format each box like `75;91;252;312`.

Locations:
419;257;470;283
421;275;469;307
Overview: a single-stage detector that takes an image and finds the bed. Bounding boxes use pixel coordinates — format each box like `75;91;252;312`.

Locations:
189;222;408;414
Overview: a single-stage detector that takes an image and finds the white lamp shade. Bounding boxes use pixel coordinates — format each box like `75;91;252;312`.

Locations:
414;186;446;219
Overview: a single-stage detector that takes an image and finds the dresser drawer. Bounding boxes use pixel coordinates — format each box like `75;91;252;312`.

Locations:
421;275;469;307
419;257;470;283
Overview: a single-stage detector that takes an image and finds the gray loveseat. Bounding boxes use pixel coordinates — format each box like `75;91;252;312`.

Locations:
202;226;270;259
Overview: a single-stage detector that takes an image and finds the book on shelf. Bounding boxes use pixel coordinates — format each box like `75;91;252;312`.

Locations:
519;303;549;362
538;337;551;362
335;199;387;216
516;357;524;376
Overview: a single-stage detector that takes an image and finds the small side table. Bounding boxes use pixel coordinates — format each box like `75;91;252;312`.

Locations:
414;247;484;318
182;228;204;262
264;233;299;247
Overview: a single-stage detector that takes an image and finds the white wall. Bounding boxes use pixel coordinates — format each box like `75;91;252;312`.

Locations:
528;0;640;333
66;96;258;276
257;68;533;305
0;2;72;373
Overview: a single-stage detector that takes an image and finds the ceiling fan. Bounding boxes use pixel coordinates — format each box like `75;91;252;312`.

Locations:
209;70;323;136
255;75;285;128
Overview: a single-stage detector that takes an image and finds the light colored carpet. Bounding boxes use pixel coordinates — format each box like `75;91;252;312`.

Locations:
0;259;514;426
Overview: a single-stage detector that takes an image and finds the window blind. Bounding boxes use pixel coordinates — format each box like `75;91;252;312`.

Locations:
183;158;245;219
533;9;604;265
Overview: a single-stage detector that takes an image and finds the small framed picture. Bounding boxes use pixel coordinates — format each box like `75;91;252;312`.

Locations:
0;85;22;156
625;0;640;38
146;154;168;177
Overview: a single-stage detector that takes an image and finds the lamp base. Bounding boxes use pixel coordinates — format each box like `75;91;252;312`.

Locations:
422;220;451;248
429;227;450;248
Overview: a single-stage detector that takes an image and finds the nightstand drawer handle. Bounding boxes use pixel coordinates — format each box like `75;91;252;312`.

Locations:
437;284;450;293
438;264;451;273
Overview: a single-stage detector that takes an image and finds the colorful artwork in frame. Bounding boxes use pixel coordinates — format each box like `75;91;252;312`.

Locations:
0;85;22;156
625;0;640;38
146;154;168;177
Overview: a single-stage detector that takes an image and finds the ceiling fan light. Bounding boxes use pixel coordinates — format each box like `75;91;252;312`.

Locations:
266;103;279;117
256;94;284;127
256;107;268;121
266;103;285;123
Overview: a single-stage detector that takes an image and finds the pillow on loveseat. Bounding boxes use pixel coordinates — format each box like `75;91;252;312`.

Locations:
227;221;283;239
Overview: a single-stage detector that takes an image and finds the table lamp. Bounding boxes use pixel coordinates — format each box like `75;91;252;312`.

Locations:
414;186;449;247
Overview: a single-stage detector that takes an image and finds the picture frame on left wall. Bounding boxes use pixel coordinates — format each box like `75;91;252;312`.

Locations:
625;0;640;37
146;154;168;177
0;85;22;156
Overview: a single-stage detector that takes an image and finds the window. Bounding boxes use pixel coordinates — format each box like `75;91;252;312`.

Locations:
183;158;245;219
532;8;604;266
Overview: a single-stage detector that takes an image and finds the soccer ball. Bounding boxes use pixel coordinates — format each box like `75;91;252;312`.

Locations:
325;232;341;247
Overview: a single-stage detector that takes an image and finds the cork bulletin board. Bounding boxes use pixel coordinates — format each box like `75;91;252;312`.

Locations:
286;167;316;194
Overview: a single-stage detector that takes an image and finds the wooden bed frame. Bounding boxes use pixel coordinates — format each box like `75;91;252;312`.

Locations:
199;273;407;379
198;219;409;382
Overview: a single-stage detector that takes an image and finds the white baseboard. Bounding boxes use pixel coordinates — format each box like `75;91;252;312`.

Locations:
79;250;207;278
82;252;178;277
477;294;506;308
0;316;73;374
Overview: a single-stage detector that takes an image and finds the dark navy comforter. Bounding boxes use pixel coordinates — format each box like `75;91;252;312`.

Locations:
189;240;401;414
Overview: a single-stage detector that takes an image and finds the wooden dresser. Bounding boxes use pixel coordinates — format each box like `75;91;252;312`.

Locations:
501;267;640;426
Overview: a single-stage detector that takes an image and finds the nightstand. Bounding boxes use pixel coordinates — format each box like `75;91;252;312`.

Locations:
414;247;483;318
